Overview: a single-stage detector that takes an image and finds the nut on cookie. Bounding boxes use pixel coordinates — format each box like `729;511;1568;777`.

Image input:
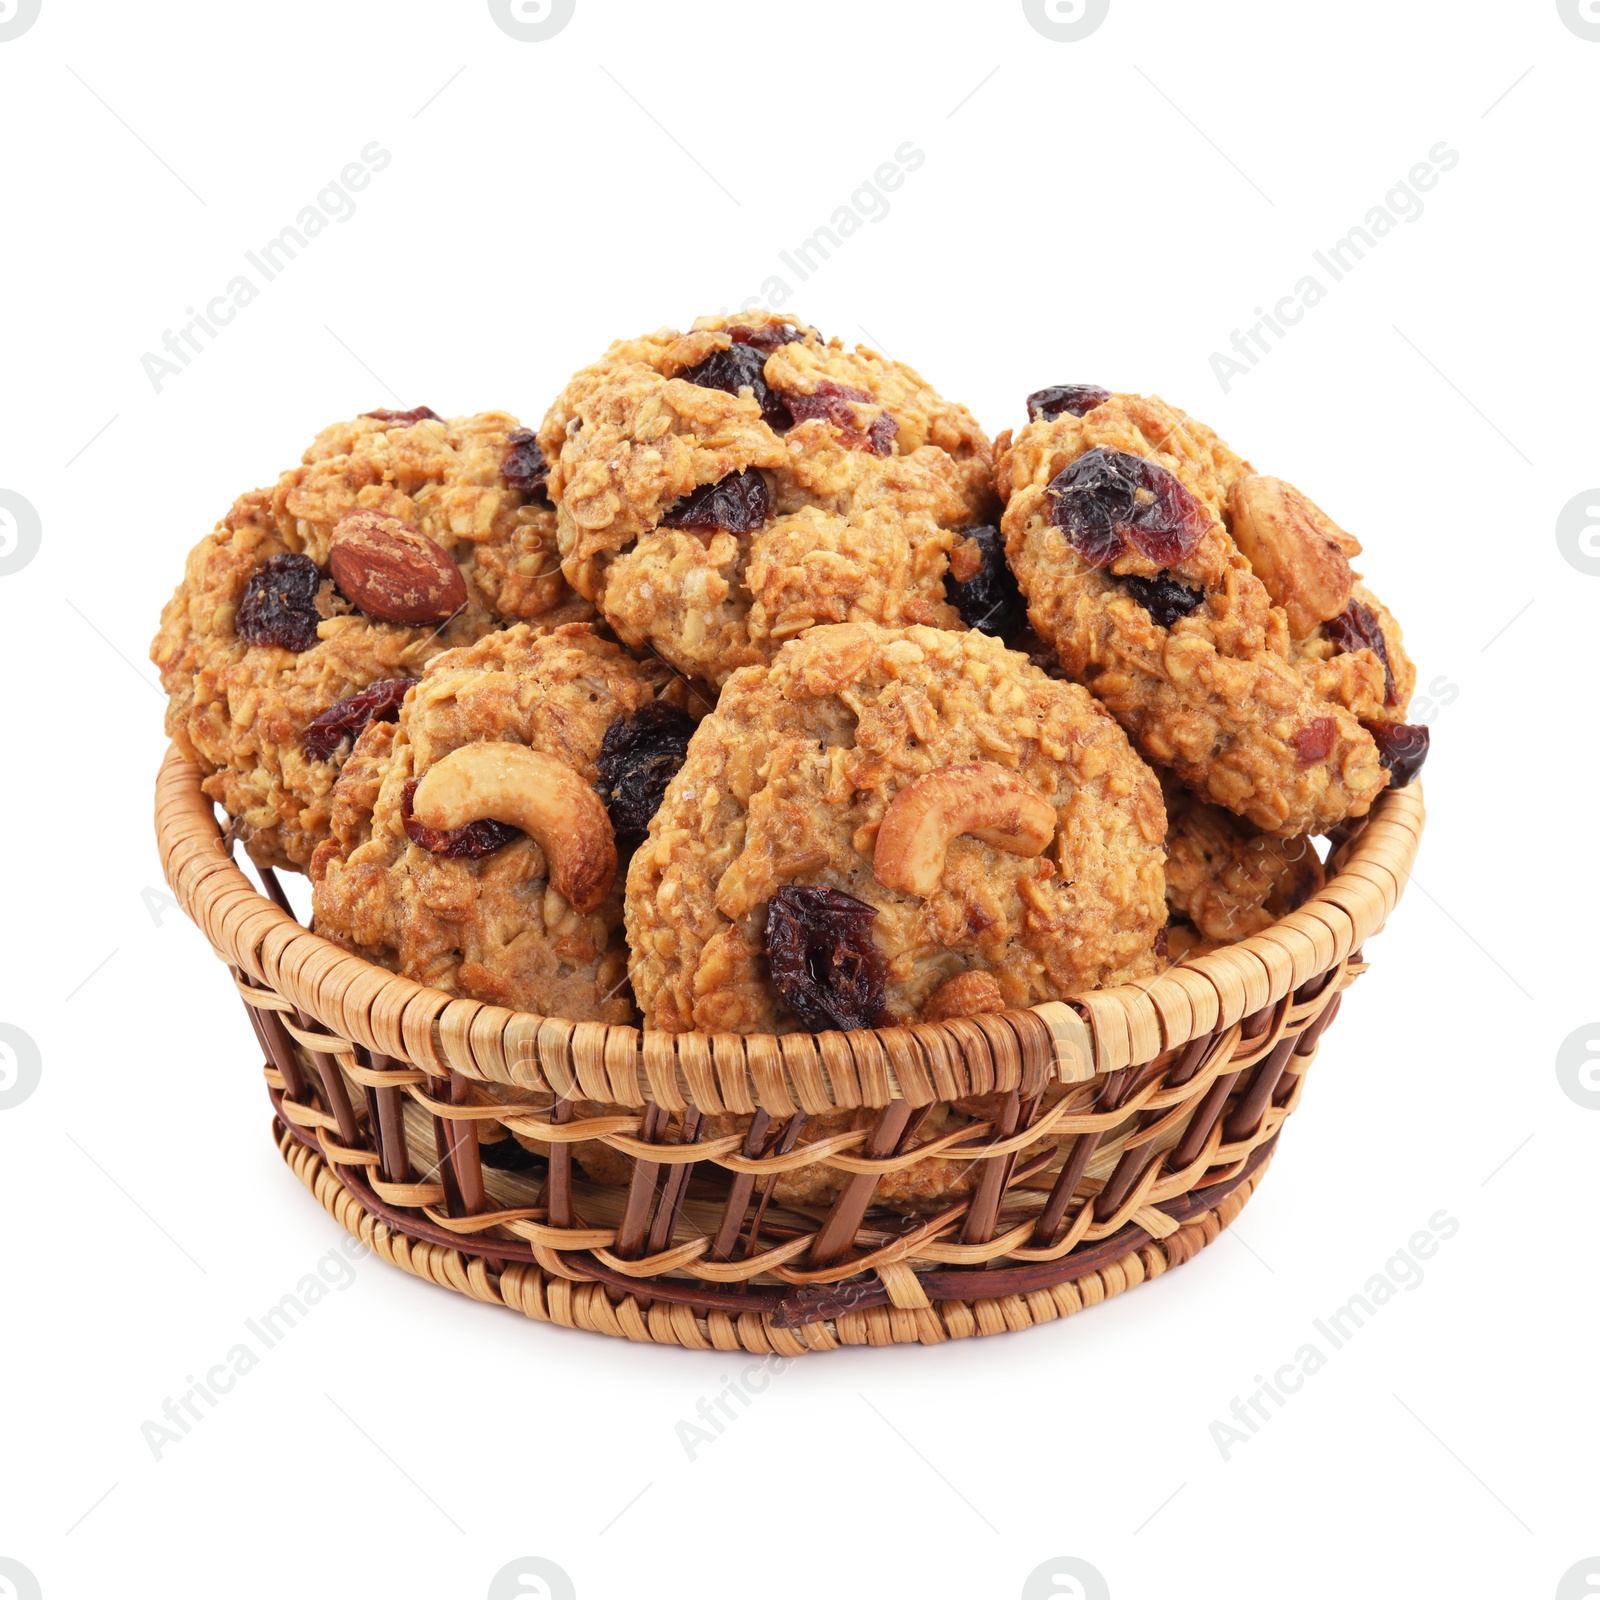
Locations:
151;409;592;870
310;624;682;1022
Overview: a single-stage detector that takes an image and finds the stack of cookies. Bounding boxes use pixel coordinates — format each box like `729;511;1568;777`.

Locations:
152;310;1426;1058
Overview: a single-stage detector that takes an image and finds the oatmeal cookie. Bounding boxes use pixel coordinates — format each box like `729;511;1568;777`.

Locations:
152;409;591;869
309;624;677;1021
1163;782;1324;946
626;621;1168;1035
596;500;965;688
995;389;1428;835
536;312;995;684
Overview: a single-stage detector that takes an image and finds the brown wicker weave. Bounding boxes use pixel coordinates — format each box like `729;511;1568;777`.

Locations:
155;743;1424;1352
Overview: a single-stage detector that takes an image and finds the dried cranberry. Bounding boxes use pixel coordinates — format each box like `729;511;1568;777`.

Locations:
949;525;1027;641
1120;574;1205;628
597;702;695;845
681;343;793;429
765;886;888;1033
778;381;898;455
728;322;807;353
400;778;521;859
502;429;552;507
1046;448;1209;570
1325;600;1397;705
361;407;441;425
236;553;324;652
1363;720;1429;788
1027;385;1112;422
303;679;413;762
1291;718;1337;765
660;469;771;534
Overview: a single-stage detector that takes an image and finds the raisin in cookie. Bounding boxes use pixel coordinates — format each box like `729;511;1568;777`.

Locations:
536;312;994;685
152;409;590;870
995;389;1428;835
310;624;680;1021
626;621;1168;1035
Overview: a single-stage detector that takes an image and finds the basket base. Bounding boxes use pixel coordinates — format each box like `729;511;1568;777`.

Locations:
272;1118;1271;1353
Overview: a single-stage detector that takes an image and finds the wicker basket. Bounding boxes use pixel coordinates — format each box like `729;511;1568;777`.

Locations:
155;743;1423;1354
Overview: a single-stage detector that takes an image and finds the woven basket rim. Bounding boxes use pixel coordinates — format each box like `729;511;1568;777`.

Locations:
155;742;1424;1108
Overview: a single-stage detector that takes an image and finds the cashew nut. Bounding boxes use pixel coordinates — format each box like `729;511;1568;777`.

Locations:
873;763;1056;897
410;743;617;913
1228;475;1360;640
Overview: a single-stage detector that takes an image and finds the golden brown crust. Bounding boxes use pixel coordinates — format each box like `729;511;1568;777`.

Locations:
151;412;591;870
626;622;1167;1034
597;503;963;686
537;311;994;685
1162;783;1324;944
996;392;1415;835
310;624;670;1022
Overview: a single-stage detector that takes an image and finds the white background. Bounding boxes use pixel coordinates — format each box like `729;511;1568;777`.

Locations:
2;2;1596;1597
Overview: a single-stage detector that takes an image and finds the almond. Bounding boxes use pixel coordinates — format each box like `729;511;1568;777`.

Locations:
1228;475;1358;640
329;511;467;625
